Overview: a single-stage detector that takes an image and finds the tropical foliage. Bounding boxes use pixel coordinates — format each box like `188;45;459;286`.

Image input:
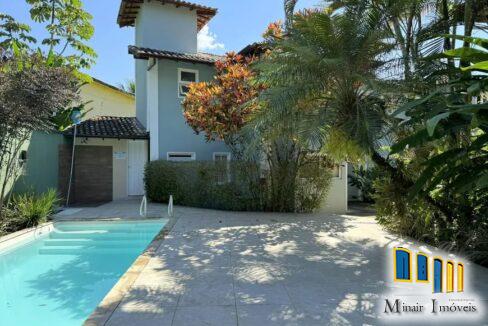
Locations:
144;158;332;213
26;0;96;69
0;189;59;236
249;0;487;264
183;53;263;157
0;0;95;222
181;0;488;263
0;54;79;217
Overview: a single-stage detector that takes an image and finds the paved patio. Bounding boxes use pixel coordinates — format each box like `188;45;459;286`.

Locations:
56;200;488;325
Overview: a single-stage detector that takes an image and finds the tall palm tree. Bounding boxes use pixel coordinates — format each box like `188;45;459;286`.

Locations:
251;1;454;216
254;3;391;160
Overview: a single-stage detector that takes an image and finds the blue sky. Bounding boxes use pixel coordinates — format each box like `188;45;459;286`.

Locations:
1;0;323;86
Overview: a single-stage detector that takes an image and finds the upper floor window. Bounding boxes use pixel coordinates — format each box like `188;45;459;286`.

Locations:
178;68;198;98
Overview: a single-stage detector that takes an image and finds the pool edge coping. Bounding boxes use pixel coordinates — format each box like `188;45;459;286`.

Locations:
0;222;54;253
83;214;179;326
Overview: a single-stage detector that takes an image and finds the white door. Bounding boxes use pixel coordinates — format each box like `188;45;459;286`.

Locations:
128;140;148;196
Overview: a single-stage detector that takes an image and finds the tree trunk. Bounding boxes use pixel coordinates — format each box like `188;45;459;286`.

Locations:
268;139;301;212
284;0;298;31
461;0;476;67
392;17;411;81
441;0;455;68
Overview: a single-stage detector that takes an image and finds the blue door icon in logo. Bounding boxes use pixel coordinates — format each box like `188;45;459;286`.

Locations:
434;258;443;293
395;248;410;281
417;254;428;281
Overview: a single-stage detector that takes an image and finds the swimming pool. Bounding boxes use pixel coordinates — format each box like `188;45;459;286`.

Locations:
0;219;167;326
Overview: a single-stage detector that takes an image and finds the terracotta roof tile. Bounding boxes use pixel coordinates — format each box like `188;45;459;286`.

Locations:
118;0;217;31
64;116;148;139
128;45;223;64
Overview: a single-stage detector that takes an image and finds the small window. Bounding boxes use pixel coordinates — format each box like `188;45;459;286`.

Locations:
213;152;231;184
417;253;429;282
178;68;198;98
167;152;196;162
394;248;411;282
457;263;464;292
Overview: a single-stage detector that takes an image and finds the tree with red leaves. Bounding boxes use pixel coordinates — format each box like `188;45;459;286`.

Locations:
182;52;263;157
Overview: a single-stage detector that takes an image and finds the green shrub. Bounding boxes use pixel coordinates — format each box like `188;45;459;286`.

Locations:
0;189;59;235
0;208;19;236
145;161;265;211
145;159;333;212
12;189;59;228
349;165;383;203
295;155;333;213
373;175;436;242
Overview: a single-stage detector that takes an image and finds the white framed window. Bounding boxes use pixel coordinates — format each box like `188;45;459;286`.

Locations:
167;152;196;162
213;152;231;184
178;68;199;98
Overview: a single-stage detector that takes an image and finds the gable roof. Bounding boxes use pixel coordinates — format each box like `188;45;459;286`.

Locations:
64;116;148;140
128;45;223;64
117;0;217;31
91;77;135;98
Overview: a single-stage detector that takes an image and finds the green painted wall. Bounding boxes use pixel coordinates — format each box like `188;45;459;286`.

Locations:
13;131;69;194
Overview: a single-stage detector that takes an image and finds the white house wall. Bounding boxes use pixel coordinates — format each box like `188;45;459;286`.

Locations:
321;162;348;213
135;1;197;53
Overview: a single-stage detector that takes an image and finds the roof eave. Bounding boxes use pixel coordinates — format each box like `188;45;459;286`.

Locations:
65;134;149;140
128;47;218;65
117;0;217;31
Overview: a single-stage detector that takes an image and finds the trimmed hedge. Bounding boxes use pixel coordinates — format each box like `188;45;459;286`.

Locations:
145;161;265;211
144;159;332;212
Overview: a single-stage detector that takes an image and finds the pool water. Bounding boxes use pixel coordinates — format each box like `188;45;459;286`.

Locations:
0;219;167;326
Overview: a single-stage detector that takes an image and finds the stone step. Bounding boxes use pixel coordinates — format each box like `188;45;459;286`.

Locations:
43;238;148;247
49;231;152;240
38;246;142;255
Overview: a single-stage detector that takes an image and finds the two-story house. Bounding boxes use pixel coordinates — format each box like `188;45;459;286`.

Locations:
115;0;348;213
118;0;229;163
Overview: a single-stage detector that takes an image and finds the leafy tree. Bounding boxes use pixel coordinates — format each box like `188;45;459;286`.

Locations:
0;54;79;216
182;53;263;158
26;0;96;69
254;4;391;169
0;13;36;52
392;36;488;197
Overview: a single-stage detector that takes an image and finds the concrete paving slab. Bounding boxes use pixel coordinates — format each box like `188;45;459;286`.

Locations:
172;305;237;326
78;202;488;326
